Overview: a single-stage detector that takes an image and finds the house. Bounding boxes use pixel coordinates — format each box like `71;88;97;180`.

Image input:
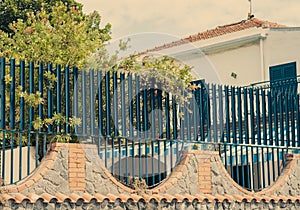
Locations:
140;16;300;87
1;17;300;209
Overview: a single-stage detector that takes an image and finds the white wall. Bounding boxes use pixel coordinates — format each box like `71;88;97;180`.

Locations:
263;29;300;80
205;42;261;86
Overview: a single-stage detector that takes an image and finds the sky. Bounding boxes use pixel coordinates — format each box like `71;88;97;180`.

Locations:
76;0;300;40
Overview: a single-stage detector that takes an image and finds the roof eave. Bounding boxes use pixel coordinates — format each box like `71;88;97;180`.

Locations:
168;33;267;60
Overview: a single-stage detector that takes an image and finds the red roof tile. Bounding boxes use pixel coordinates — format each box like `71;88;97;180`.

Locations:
1;192;300;204
138;17;286;55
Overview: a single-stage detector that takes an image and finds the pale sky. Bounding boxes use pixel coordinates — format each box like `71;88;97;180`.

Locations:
77;0;300;39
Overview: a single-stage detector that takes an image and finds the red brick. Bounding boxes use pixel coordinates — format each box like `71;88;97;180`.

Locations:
24;180;35;187
199;170;210;176
69;173;77;178
69;163;77;168
69;182;78;187
17;184;27;192
32;174;43;183
69;178;85;183
69;148;83;153
77;182;86;188
77;173;85;178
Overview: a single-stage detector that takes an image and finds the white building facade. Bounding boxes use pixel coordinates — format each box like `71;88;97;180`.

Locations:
146;18;300;86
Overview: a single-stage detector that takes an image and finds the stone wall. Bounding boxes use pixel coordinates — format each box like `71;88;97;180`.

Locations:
1;143;300;210
2;199;300;210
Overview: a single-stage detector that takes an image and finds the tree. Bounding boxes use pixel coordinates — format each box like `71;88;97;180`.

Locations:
0;1;111;67
0;0;82;34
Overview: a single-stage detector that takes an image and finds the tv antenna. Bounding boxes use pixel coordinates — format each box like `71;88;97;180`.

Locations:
248;0;254;19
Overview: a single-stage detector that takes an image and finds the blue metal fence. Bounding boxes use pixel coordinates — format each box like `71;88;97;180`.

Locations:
0;57;300;191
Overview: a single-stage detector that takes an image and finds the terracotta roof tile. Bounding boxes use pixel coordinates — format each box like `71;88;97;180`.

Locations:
54;192;69;203
161;194;175;202
118;194;132;202
137;17;287;56
1;192;300;205
129;194;143;202
174;194;187;202
69;193;83;203
94;193;107;202
194;194;208;202
40;193;56;203
82;193;94;202
14;193;30;203
182;193;197;202
141;194;154;203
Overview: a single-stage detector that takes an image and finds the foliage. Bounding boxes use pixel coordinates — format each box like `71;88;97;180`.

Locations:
0;1;111;67
0;0;82;34
87;40;195;104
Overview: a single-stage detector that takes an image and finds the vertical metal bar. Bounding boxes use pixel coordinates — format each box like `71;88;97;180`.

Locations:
19;60;25;180
65;66;70;134
261;90;267;145
246;145;250;190
261;146;265;189
172;96;177;140
150;87;156;186
249;89;255;144
243;88;249;144
47;64;54;133
128;74;133;138
158;89;163;138
97;71;103;136
165;93;170;139
38;62;44;124
199;85;204;141
271;147;275;183
9;59;16;129
120;73;126;136
10;132;14;184
224;144;228;171
212;85;218;142
231;86;236;143
206;84;211;142
279;94;284;146
255;89;261;145
251;146;255;191
150;87;156;140
82;70;87;135
256;146;261;190
290;94;295;147
73;67;78;134
56;65;61;132
296;95;300;147
135;75;141;139
1;131;6;184
29;62;34;131
185;91;191;141
35;133;39;167
27;133;31;175
267;146;271;186
237;88;243;144
274;93;279;146
9;59;16;184
219;85;224;142
90;70;95;137
285;93;290;147
142;85;148;139
191;88;198;141
268;91;273;145
113;72;118;137
225;86;230;142
0;57;5;130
